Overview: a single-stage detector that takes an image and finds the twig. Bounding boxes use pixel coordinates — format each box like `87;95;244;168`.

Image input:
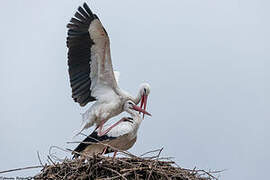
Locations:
104;172;131;180
103;167;128;180
0;165;43;174
199;170;219;180
49;145;71;162
156;147;164;159
140;148;163;157
47;155;56;166
146;147;163;180
49;145;71;154
37;151;44;167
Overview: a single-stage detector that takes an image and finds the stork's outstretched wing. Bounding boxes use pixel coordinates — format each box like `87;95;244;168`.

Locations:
67;3;118;106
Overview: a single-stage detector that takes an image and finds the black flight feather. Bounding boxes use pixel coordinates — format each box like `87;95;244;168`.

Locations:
67;3;101;106
73;131;116;158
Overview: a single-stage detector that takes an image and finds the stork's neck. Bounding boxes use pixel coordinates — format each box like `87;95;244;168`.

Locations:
131;91;142;105
116;87;141;105
131;113;142;137
126;109;142;125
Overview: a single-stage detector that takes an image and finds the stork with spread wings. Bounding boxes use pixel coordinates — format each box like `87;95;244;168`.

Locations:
67;3;151;136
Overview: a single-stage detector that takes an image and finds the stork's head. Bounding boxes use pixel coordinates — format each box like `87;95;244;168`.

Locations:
139;83;151;118
124;100;151;116
139;83;151;96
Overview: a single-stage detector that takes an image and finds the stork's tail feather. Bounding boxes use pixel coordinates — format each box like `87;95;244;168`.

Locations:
72;121;95;139
72;129;84;139
81;111;90;122
71;110;95;138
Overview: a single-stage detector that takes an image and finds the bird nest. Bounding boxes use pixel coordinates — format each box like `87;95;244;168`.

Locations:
34;148;221;180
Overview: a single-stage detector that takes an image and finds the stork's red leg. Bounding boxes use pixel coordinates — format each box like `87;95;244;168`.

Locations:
97;120;105;136
98;118;125;136
102;146;108;155
112;151;118;160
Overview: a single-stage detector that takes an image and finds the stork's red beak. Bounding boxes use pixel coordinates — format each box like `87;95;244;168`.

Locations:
132;104;151;116
140;94;148;118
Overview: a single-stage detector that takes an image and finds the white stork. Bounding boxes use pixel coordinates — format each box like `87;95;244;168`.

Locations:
72;100;149;159
67;3;151;136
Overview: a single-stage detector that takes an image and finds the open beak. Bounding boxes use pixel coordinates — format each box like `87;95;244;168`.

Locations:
140;94;148;119
132;104;151;116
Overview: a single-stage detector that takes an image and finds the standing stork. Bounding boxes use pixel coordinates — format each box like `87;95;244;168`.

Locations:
72;100;150;159
67;3;151;136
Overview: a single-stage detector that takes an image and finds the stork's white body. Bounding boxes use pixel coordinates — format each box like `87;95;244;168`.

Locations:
67;3;150;135
81;95;122;129
73;101;143;158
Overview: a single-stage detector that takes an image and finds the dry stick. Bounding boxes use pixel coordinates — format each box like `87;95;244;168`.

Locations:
147;147;164;180
102;167;128;180
50;145;70;154
131;164;170;179
153;157;175;161
200;170;219;180
49;145;72;162
158;163;187;177
47;155;56;166
104;156;159;179
174;167;199;179
142;155;173;160
140;148;164;157
134;171;138;180
104;171;131;180
191;166;197;175
197;169;225;180
157;147;164;159
153;166;179;176
178;167;221;180
110;156;137;169
181;167;223;174
37;151;44;167
120;167;150;173
153;168;171;180
0;165;43;174
115;157;136;167
208;169;227;174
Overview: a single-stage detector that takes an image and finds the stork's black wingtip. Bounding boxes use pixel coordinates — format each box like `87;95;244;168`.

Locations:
83;2;89;8
83;2;93;15
77;5;82;11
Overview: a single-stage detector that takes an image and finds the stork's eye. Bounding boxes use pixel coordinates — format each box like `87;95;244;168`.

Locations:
144;88;146;93
128;102;133;105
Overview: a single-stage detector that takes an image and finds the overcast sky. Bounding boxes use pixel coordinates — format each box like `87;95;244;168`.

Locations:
0;0;269;179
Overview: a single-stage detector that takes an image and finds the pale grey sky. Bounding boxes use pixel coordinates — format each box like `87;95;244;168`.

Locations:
0;0;269;179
